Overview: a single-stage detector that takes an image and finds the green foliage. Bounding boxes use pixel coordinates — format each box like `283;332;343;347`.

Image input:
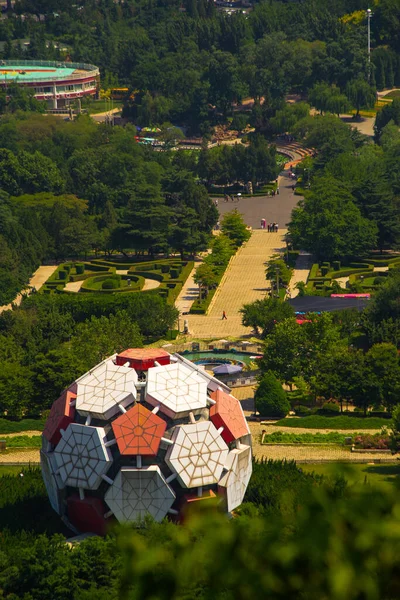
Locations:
0;418;45;433
240;296;294;337
255;371;290;417
274;416;391;430
101;278;120;290
220;209;250;247
317;401;341;415
4;435;41;447
262;431;349;444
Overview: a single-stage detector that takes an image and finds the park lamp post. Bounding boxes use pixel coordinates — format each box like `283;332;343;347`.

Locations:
276;267;280;297
367;8;373;81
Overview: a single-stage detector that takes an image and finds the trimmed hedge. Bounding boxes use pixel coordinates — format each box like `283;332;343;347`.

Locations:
0;418;45;433
190;289;216;314
274;415;391;430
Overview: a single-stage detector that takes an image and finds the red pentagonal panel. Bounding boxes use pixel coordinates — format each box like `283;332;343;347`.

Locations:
67;495;114;536
115;348;170;371
43;384;77;446
112;403;167;455
209;390;249;444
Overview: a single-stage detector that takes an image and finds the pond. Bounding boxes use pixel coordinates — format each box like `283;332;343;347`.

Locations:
178;350;261;370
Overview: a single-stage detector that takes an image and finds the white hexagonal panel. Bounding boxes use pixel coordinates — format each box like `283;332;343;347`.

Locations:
166;422;229;488
104;466;175;523
146;362;208;418
40;449;65;515
54;424;112;490
218;445;252;512
76;359;138;420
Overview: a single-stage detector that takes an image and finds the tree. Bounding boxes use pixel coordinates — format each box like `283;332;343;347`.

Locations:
260;318;308;384
193;263;219;300
240;297;294;336
254;371;290;417
71;310;143;369
346;79;376;118
266;257;292;288
0;361;34;417
289;176;378;262
364;343;400;411
221;210;250;247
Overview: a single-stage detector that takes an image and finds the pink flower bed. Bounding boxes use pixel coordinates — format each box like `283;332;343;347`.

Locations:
353;434;390;450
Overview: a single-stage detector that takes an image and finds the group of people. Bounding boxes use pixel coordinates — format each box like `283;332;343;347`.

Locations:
261;219;279;232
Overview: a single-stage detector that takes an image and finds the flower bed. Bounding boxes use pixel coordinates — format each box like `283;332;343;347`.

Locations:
353;433;390;450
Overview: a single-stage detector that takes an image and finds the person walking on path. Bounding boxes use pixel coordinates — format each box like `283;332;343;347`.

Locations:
275;223;279;232
272;222;276;232
222;311;227;320
267;222;270;232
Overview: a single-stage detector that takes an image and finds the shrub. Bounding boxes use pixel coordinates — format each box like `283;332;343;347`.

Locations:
294;405;314;416
58;270;67;280
373;277;387;285
333;260;341;271
273;416;391;429
317;401;340;415
161;265;170;273
102;278;119;290
170;269;179;279
255;372;290;418
76;263;85;275
321;266;329;276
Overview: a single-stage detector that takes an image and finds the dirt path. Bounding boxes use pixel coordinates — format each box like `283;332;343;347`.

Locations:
0;449;40;463
1;431;42;438
0;265;57;313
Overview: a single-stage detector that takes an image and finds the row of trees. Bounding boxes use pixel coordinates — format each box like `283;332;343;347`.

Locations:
0;114;220;303
0;292;177;417
286;113;400;261
0;0;398;133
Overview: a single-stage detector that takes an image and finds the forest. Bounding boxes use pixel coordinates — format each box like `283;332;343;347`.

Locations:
0;0;398;132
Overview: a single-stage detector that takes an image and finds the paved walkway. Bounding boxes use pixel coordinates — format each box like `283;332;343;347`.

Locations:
142;278;161;291
175;263;201;314
288;252;313;298
0;265;57;314
186;230;286;337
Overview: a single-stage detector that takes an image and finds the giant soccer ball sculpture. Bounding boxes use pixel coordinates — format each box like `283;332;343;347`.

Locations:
41;349;252;534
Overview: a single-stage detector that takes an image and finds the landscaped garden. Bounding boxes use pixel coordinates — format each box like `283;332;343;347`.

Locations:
301;254;400;296
40;258;194;305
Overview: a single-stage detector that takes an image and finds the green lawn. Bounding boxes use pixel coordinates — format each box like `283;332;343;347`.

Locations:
0;418;45;434
301;462;400;491
85;99;123;114
0;465;28;477
385;90;400;99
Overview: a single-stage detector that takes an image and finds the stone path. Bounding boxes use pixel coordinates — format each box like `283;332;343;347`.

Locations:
186;230;286;338
142;278;161;291
288;252;313;298
175;263;201;314
0;265;57;314
64;280;84;292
